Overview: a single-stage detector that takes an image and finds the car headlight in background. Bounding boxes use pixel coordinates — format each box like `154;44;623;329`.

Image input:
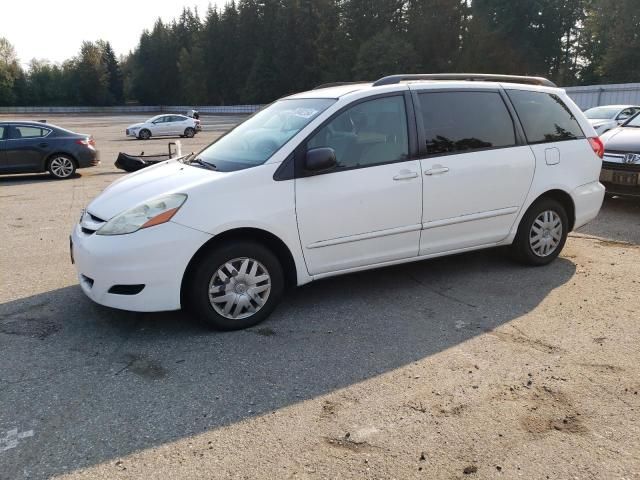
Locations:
96;194;187;236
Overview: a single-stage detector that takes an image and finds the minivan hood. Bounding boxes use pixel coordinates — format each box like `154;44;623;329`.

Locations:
88;159;224;220
601;128;640;153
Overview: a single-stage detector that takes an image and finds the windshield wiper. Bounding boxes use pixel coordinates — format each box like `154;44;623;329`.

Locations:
189;157;217;170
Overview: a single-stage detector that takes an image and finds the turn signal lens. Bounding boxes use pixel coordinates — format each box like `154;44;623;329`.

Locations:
588;137;604;159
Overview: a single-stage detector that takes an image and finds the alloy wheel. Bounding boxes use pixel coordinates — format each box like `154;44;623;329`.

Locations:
50;157;74;178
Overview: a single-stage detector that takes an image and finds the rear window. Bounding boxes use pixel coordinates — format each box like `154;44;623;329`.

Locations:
417;91;516;155
507;90;584;144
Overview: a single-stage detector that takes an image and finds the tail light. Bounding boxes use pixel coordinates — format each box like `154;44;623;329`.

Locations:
76;137;96;148
588;137;604;159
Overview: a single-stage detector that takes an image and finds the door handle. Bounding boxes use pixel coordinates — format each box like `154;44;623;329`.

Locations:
39;143;48;148
424;165;449;176
393;170;419;181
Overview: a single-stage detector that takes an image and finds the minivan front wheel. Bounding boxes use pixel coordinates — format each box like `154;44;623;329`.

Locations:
187;241;284;330
512;198;568;266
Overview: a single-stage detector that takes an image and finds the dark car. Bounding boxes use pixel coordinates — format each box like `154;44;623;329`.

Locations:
0;121;99;179
600;112;640;197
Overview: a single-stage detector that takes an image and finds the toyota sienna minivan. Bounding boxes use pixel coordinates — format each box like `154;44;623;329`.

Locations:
71;74;605;330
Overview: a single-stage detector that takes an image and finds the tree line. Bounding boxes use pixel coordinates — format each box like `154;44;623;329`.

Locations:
1;0;639;107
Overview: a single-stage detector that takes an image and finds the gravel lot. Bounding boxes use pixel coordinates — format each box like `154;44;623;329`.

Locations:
1;114;639;480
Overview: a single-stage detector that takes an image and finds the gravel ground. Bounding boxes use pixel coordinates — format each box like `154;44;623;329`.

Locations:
0;114;639;480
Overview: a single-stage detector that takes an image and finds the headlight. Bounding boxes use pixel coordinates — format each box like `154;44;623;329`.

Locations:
96;194;187;236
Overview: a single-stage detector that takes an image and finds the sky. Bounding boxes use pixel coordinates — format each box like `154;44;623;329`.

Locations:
1;0;222;67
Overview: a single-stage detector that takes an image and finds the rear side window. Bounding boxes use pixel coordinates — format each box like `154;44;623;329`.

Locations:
12;126;49;139
417;91;516;155
507;90;584;144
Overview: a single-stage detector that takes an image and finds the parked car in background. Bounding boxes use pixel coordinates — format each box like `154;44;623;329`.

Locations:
72;74;604;331
584;105;640;135
599;112;640;197
126;114;201;140
0;121;98;179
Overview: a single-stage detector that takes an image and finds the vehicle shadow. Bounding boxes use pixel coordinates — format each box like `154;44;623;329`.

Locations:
577;195;640;245
0;250;576;479
0;172;82;185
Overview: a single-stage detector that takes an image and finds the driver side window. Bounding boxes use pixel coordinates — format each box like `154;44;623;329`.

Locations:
307;96;409;170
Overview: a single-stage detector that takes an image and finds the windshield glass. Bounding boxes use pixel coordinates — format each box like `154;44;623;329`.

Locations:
624;113;640;127
584;107;620;119
196;98;335;170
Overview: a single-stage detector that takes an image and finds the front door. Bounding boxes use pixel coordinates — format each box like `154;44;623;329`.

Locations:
414;89;535;255
5;125;51;172
295;94;423;276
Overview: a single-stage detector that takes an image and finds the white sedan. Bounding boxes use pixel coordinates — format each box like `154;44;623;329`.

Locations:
126;114;201;140
584;105;640;135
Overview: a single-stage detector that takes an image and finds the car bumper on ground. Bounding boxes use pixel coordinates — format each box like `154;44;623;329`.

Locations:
71;221;212;312
573;181;606;230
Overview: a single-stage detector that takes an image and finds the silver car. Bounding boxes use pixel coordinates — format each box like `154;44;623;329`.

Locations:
584;105;640;135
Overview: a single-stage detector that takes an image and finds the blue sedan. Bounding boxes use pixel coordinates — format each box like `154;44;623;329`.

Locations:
0;121;99;179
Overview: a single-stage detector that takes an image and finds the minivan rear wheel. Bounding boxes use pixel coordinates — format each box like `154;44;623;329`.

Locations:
186;241;284;330
512;198;568;266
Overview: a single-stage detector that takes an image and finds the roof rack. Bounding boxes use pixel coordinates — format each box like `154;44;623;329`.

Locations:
372;74;558;88
313;81;367;90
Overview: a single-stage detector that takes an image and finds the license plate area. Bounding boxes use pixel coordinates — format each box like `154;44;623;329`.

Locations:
612;171;639;185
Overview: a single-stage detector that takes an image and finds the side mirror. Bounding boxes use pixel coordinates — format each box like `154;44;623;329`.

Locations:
305;147;336;174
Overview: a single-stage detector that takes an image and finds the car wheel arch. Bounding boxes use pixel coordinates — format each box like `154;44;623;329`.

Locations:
180;227;298;308
526;189;576;232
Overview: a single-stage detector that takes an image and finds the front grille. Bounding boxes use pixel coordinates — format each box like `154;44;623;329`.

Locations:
602;160;640;173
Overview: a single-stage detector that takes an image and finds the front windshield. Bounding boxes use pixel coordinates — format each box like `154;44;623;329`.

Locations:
196;98;335;170
148;115;163;123
584;107;619;119
623;113;640;127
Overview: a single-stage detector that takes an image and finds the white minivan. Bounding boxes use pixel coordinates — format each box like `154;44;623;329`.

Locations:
72;74;605;330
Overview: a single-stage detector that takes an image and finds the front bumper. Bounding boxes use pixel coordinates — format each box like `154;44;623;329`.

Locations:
600;162;640;197
71;221;212;312
573;181;605;230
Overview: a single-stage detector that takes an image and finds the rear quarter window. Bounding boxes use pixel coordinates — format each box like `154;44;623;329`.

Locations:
507;90;584;144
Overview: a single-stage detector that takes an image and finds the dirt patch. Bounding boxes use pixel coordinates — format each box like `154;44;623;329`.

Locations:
324;433;377;453
117;354;167;380
0;318;60;339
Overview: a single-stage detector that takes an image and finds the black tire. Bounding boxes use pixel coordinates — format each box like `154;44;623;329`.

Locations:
47;154;76;179
511;198;569;266
186;241;284;330
184;127;195;138
138;129;151;140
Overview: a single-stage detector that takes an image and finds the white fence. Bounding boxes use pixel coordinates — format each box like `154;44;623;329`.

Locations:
564;83;640;110
0;105;261;115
